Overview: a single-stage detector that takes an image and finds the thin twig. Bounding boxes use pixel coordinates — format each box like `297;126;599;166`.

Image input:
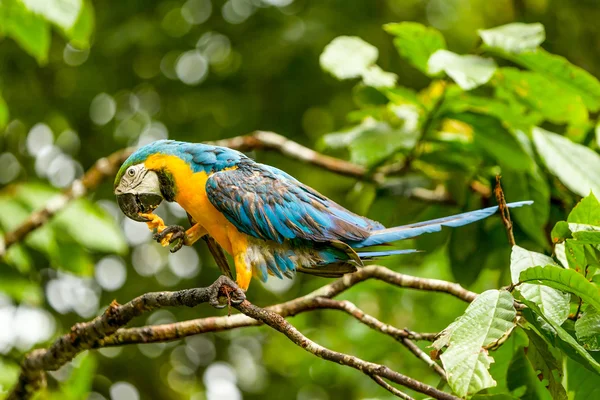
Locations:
312;298;446;379
369;375;416;400
235;300;459;400
494;175;515;246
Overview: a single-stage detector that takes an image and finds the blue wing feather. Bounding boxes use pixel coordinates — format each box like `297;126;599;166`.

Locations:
206;161;382;244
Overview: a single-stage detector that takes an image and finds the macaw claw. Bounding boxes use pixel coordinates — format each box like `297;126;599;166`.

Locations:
208;275;246;309
153;225;187;253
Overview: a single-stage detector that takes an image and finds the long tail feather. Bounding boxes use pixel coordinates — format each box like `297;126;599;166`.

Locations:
356;200;533;248
357;249;420;259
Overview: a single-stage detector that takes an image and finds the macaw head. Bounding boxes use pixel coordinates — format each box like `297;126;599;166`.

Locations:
114;143;166;222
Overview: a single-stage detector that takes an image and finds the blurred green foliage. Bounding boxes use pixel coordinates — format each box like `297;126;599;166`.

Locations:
2;1;600;399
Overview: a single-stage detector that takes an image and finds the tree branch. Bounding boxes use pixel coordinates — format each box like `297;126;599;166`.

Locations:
211;131;367;180
7;282;223;400
235;300;459;400
8;265;473;399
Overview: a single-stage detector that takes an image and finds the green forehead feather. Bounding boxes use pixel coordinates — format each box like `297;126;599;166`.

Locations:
114;155;146;187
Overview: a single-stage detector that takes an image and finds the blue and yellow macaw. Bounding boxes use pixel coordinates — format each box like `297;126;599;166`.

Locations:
114;140;531;294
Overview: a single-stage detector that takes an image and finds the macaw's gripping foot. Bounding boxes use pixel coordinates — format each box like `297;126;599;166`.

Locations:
208;275;246;309
154;225;186;253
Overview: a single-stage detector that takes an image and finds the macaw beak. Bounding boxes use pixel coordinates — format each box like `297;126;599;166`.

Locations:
116;193;163;222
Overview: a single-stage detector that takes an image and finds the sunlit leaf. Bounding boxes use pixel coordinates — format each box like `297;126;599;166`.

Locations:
428;50;497;90
488;47;600;111
493;68;588;135
519;265;600;311
384;22;446;75
567;193;600;227
321;118;418;167
510;246;569;326
434;290;517;397
575;306;600;351
21;0;83;31
479;23;545;53
532;127;600;197
0;0;51;63
360;65;397;88
320;36;378;80
64;0;93;48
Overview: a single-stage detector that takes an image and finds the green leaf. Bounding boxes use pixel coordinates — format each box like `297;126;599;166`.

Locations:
55;199;127;255
21;0;83;31
551;221;572;243
63;0;93;48
384;22;446;75
524;329;568;400
478;23;545;53
487;47;600;112
493;68;588;135
0;93;8;129
0;0;51;63
55;243;94;275
434;290;517;397
573;231;600;245
0;197;59;260
443;89;539;131
565;239;587;272
506;345;552;400
520;298;600;375
428;50;497;90
575;306;600;351
510;246;569;326
501;167;550;247
320;36;378;80
52;352;96;400
0;270;43;304
568;193;600;227
533;127;600;197
453;113;533;171
360;65;397;88
519;265;600;311
322;118;419;167
567;358;600;398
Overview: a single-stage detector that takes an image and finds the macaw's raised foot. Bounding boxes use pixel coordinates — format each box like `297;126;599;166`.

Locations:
153;225;187;253
208;275;246;309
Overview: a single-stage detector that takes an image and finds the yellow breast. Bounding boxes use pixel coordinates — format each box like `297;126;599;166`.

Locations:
144;154;247;255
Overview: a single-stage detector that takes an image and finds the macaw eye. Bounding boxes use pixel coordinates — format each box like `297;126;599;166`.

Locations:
127;167;135;177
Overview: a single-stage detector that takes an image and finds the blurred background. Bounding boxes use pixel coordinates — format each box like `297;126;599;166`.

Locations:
0;0;598;399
